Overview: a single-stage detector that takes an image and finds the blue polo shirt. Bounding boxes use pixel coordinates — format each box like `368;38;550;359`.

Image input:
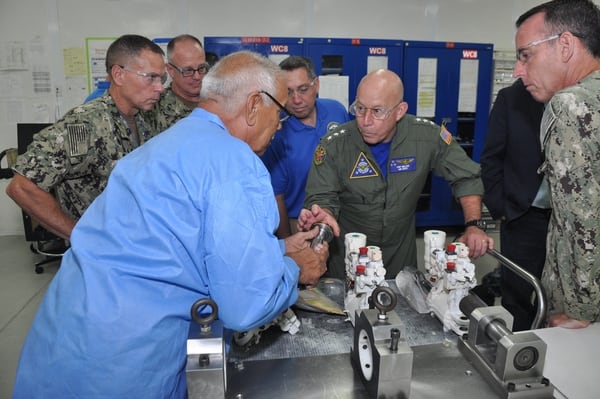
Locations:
261;98;350;218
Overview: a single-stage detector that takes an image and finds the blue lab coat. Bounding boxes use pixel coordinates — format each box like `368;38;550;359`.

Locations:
13;108;300;398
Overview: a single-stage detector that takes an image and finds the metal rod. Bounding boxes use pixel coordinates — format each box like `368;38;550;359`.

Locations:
460;293;512;341
486;248;547;329
484;318;512;342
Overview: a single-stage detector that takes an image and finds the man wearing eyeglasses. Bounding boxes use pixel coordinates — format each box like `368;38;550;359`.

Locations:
301;69;493;280
145;34;208;133
261;56;350;238
12;50;329;398
6;34;166;240
513;0;600;329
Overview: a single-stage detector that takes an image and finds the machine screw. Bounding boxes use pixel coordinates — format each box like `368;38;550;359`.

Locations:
199;354;210;367
541;377;550;386
390;328;400;352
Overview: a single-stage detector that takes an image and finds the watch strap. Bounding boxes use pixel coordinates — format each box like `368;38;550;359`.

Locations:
465;219;486;230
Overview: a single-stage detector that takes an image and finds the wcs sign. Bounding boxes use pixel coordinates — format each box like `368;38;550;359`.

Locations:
462;49;478;59
369;47;387;55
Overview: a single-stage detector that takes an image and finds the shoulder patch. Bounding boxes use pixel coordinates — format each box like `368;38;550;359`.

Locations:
313;144;327;166
350;152;379;179
327;121;340;133
440;124;453;145
66;124;90;156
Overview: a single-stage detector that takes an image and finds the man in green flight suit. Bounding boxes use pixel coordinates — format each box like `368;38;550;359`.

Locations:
300;69;494;279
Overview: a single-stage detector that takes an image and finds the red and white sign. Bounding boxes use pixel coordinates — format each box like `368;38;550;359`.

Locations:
462;49;478;59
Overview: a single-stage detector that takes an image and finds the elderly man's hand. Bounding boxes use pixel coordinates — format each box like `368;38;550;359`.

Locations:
286;244;329;286
284;226;318;253
297;204;340;236
285;227;329;286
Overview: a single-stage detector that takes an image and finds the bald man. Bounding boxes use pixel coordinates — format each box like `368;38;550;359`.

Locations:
301;69;491;279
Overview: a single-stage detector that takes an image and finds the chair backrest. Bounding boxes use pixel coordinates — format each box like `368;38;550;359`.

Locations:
0;148;17;179
16;123;56;242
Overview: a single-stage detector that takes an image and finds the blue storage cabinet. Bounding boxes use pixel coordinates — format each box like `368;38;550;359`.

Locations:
303;38;404;105
204;37;404;110
402;40;494;226
203;36;305;65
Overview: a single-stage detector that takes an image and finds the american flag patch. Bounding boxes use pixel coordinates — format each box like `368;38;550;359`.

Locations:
66;124;90;157
440;125;453;145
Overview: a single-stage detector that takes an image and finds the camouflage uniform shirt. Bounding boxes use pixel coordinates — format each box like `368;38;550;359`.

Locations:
144;85;195;134
540;69;600;322
13;93;156;220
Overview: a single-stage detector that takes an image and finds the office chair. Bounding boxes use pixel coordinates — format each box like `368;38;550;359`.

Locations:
13;123;69;274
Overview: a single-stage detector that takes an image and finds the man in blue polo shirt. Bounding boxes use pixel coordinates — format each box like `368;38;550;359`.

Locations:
261;56;350;238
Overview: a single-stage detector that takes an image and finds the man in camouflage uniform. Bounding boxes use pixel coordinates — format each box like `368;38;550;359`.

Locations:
6;34;166;239
514;0;600;328
145;34;207;133
301;69;494;279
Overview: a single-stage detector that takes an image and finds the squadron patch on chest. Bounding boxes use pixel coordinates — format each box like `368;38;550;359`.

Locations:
350;152;379;179
313;144;327;166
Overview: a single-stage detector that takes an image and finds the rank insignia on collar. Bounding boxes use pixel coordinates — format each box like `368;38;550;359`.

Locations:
313;144;327;166
440;124;453;145
350;152;379;179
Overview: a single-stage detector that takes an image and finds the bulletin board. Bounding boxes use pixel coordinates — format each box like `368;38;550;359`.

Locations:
85;37;117;94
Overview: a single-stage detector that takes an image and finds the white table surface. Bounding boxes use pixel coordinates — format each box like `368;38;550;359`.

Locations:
532;323;600;399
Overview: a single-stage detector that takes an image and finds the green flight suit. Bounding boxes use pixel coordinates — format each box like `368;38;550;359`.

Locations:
304;115;483;279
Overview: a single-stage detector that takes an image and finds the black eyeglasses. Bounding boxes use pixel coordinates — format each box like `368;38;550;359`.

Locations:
168;62;209;77
116;65;167;85
258;90;292;123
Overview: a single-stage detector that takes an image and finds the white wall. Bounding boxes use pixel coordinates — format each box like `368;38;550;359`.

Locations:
0;0;595;235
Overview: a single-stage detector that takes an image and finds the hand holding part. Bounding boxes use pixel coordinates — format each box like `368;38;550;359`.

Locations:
297;204;340;236
459;227;494;259
285;226;319;253
287;244;329;286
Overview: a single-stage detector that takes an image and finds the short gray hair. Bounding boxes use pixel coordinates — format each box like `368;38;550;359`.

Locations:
200;51;283;113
